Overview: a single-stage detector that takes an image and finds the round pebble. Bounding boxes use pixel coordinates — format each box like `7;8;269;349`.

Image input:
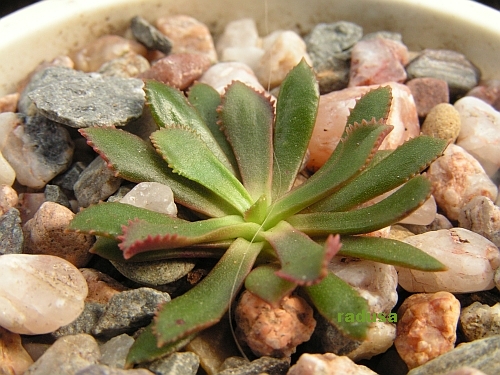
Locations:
421;103;461;142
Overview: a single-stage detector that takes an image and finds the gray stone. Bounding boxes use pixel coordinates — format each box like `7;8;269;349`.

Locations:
407;336;500;375
147;352;199;375
74;156;123;207
2;114;74;189
131;16;173;55
308;313;362;355
44;184;71;209
459;302;500;341
28;66;145;128
217;356;290;375
406;49;481;99
92;287;170;337
99;334;135;369
52;302;105;339
24;334;100;375
51;161;87;191
75;365;154;375
110;259;196;286
0;208;23;254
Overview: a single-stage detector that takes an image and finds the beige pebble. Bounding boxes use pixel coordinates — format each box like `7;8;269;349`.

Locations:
156;15;217;62
80;268;128;304
0;326;34;375
23;201;94;268
199;61;265;94
421;103;461;142
0;93;19;113
98;52;150;78
395;291;460;369
459;196;500;248
460;302;500;341
288;353;378;375
0;184;18;216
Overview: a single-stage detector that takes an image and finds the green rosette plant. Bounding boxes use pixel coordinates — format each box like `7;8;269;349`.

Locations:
69;59;447;365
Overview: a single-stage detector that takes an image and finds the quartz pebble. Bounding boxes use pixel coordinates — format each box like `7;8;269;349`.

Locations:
427;143;498;220
131;16;173;55
406;49;481;99
406;77;450;118
199;61;265;94
466;79;500;111
155;15;217;62
147;352;200;375
398;228;500;293
24;334;100;375
0;208;24;255
0;326;34;375
73;35;147;72
140;53;211;90
28;67;145;128
99;334;135;369
403;213;453;235
0;152;15;186
455;96;500;176
81;268;128;304
0;112;18;186
0;254;88;334
23;202;94;267
98;53;150;78
458;196;500;248
395;291;460;370
2;114;74;189
421;103;461;142
349;36;409;87
459;302;500;341
120;181;178;216
288;353;378;375
347;322;396;361
307;82;420;171
398;195;437;226
235;290;316;357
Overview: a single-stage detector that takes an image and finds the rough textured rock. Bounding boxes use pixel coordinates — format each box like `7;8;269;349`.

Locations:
217;356;289;375
459;196;500;248
147;351;199;375
81;268;128;304
0;254;88;335
288;353;378;375
23;202;94;267
99;334;135;369
235;290;316;357
398;228;500;293
44;184;71;209
0;326;34;375
406;77;449;118
395;291;461;370
427;143;498;220
0;184;18;216
0;208;23;255
421;103;461;142
459;302;500;341
51;302;105;338
131;16;173;54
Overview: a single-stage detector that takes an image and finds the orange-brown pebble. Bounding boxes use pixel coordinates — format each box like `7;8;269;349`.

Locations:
80;268;128;304
0;184;18;216
0;93;19;113
395;291;460;369
0;326;34;374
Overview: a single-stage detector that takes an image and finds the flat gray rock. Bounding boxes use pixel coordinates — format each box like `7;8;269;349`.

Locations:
131;16;173;55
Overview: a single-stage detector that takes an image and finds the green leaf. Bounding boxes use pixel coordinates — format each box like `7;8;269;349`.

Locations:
79;127;237;217
266;121;392;228
153;238;263;346
187;83;239;173
126;324;196;366
151;127;253;214
245;264;297;306
219;81;274;201
262;221;341;285
309;135;447;212
305;271;370;340
272;59;319;199
346;86;392;127
288;175;432;236
338;236;447;271
118;215;262;259
145;80;236;175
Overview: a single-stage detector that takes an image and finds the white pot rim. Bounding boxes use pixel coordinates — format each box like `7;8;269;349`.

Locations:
1;0;499;95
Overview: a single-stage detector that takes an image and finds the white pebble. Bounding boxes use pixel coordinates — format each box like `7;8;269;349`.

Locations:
120;181;177;216
455;96;500;176
398;195;437;226
397;228;500;293
216;18;261;53
0;254;88;334
199;61;265;94
0;152;15;186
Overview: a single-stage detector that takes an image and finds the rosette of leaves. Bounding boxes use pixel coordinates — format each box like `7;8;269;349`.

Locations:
69;59;447;365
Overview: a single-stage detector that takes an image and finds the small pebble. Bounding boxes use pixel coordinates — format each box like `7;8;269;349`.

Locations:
51;302;105;338
459;196;500;248
395;291;460;369
111;259;195;286
140;53;211;90
99;334;135;369
455;96;500;176
44;184;71;209
0;208;24;255
402;213;453;235
255;30;312;89
23;202;94;267
406;336;500;375
0;92;19;113
346;321;396;361
2;114;74;189
235;290;316;357
74;156;123;208
120;181;177;216
427;143;498;220
496;267;500;291
147;351;200;375
98;52;151;78
398;195;437;226
460;302;500;341
17;192;45;223
0;254;88;335
28;67;145;128
72;35;147;72
0;326;34;375
443;368;488;375
92;287;170;337
81;268;128;304
406;49;481;99
0;152;15;186
349;36;409;87
131;16;173;55
466;79;500;111
398;228;500;293
406;77;450;118
75;365;154;375
288;352;378;375
217;356;290;375
51;161;87;191
155;15;217;62
199;61;265;94
421;103;461;142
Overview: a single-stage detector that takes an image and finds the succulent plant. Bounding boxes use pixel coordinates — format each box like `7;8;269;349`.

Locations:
69;59;447;365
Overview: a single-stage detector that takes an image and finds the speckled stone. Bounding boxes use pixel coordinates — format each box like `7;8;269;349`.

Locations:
0;184;18;216
28;67;145;128
147;351;200;375
421;103;461;142
51;161;87;191
51;302;105;338
0;208;23;255
44;184;71;209
98;53;150;78
460;301;500;342
131;16;173;55
406;77;450;118
459;196;500;248
218;356;290;375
